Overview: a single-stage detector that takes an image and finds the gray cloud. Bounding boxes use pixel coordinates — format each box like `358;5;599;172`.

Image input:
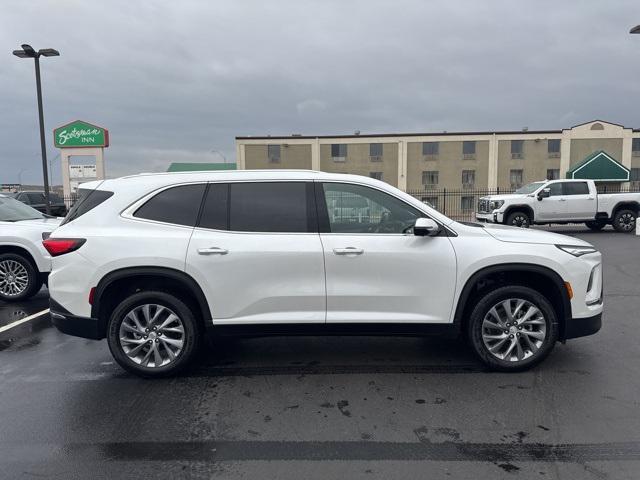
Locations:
1;0;639;185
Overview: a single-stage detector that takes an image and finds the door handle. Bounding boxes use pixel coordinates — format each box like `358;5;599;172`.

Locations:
333;247;364;255
198;247;228;255
559;198;567;202
587;197;595;200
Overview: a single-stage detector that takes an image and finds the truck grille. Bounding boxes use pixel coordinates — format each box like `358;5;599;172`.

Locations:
478;198;490;213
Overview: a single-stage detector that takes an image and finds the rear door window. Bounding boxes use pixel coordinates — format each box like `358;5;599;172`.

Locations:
228;182;314;232
198;183;229;230
134;184;206;227
563;182;589;195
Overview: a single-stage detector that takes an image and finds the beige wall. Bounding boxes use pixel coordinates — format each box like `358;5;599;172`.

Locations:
319;142;398;187
405;140;489;190
570;138;623;167
244;144;312;169
496;139;561;189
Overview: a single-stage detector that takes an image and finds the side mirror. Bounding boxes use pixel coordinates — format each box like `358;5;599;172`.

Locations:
538;188;550;201
414;217;440;237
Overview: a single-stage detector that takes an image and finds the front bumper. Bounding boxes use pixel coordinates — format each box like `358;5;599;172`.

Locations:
475;212;504;223
564;312;602;340
50;298;103;340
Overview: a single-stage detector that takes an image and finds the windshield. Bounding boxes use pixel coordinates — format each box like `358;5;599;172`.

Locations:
0;195;46;222
514;182;545;194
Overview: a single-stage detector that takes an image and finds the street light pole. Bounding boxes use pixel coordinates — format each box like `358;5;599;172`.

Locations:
13;44;59;215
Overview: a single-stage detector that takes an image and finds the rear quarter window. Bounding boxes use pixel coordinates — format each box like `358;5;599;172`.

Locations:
61;189;114;225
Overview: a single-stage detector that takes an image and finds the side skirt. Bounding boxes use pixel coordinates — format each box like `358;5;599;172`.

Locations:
209;323;460;338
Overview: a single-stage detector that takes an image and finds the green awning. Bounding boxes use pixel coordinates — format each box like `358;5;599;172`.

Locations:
167;162;237;172
566;150;629;181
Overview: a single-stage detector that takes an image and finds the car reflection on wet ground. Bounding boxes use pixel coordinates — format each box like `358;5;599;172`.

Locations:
0;228;639;479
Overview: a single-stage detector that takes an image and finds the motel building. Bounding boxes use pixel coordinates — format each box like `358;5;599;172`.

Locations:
235;120;640;209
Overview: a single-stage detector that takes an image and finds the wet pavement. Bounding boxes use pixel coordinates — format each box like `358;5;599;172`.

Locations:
0;230;639;479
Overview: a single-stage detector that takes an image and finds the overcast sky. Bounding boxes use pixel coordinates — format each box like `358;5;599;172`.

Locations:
1;0;639;185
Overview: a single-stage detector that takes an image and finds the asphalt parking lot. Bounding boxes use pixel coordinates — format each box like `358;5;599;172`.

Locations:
0;227;639;479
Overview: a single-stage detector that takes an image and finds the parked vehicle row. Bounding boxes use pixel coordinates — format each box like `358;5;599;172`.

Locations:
476;179;639;232
43;171;603;377
8;191;68;217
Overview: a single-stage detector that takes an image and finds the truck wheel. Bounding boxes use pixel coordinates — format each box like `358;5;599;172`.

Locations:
506;211;531;228
585;220;606;231
0;253;41;302
107;290;201;378
467;285;559;371
613;209;636;233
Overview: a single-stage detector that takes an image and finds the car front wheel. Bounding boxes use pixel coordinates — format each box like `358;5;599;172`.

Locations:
506;211;531;228
107;291;200;378
0;253;41;302
468;285;559;371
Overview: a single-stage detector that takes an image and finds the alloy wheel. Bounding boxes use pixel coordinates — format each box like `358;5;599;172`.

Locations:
119;304;185;368
511;215;529;228
0;260;29;298
481;298;547;362
618;213;635;231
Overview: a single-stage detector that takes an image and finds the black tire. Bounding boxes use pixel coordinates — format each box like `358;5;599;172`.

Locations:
585;220;606;231
0;253;41;302
506;211;531;228
467;285;559;372
612;209;636;233
107;290;201;378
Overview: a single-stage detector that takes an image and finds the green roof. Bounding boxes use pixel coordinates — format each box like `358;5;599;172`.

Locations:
566;150;629;181
167;162;236;172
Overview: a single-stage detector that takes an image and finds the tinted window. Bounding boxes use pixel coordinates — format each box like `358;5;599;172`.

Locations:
61;188;114;225
229;182;312;232
322;183;421;234
27;193;45;203
134;184;205;227
199;183;229;230
548;183;563;196
563;182;589;195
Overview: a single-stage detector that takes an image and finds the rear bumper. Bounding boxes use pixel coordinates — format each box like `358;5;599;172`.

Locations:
50;298;103;340
564;312;602;340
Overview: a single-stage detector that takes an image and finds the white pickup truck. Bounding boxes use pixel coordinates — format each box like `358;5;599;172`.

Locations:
476;179;639;232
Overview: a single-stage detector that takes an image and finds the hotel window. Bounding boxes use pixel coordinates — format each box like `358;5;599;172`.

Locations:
422;171;439;188
548;139;561;158
369;172;383;181
633;139;640;157
461;196;474;211
510;169;523;188
369;143;383;161
546;169;560;180
422;142;439;157
331;144;347;162
463;141;476;159
267;145;281;163
462;170;475;188
511;140;524;159
631;168;640;187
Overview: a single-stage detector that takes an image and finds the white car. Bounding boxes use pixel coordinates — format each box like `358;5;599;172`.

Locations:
46;171;603;377
476;179;639;231
0;193;62;301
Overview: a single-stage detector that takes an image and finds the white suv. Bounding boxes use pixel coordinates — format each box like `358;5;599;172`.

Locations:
46;171;603;377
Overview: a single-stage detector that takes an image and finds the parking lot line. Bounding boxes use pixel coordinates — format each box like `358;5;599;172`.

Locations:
0;309;50;334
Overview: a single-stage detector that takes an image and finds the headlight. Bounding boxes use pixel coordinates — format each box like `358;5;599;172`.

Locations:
489;200;504;210
555;244;598;257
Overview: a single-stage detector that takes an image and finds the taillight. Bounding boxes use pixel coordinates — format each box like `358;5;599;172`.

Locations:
42;238;86;257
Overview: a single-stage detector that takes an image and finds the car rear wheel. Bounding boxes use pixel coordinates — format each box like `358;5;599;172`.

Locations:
0;253;41;302
585;220;606;231
612;209;636;233
468;285;559;371
506;211;531;228
107;291;200;378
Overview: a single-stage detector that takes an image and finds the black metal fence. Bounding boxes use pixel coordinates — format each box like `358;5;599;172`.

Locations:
406;184;640;223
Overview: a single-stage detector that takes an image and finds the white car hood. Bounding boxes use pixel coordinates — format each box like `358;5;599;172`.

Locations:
3;217;63;231
481;223;592;246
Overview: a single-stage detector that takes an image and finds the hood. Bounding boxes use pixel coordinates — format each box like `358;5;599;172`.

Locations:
481;193;530;201
7;217;63;230
482;223;593;246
